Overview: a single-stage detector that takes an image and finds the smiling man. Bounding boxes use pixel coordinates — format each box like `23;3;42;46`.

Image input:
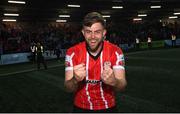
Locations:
64;12;127;112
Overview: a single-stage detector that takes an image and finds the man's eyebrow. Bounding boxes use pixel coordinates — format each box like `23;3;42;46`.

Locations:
85;29;91;31
85;29;102;31
94;30;102;32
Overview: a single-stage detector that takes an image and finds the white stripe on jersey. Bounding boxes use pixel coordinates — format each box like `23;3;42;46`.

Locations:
113;65;125;70
65;52;75;67
86;52;89;81
85;52;93;110
86;84;93;110
100;52;108;109
115;51;124;65
65;67;73;71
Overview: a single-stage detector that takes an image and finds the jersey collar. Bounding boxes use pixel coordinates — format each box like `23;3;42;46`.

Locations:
86;41;104;60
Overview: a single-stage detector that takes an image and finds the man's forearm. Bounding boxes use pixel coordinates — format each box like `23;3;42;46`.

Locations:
64;77;78;92
113;78;127;92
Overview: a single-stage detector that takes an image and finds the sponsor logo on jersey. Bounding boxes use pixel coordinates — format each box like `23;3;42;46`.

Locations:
85;80;102;84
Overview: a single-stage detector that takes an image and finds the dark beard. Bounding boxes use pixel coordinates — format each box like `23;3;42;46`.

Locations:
88;42;102;52
86;37;104;52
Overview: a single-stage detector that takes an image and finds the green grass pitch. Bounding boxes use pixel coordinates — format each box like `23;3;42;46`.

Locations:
0;48;180;112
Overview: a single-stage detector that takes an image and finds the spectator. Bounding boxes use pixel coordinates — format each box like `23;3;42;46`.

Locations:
171;33;176;47
35;42;47;70
147;36;152;49
30;42;36;63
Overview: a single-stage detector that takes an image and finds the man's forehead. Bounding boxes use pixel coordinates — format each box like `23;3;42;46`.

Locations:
83;23;104;30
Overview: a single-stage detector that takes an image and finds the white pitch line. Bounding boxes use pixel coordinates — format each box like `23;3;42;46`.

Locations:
0;64;64;76
126;65;178;74
125;48;180;56
125;51;149;56
126;56;180;62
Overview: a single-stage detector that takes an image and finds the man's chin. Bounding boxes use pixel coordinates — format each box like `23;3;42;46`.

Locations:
86;41;103;52
89;47;98;52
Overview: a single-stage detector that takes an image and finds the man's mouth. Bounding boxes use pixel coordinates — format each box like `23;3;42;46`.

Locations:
89;40;97;46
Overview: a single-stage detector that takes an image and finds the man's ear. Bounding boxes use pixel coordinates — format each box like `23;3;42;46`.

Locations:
81;29;84;35
103;29;107;40
103;29;107;37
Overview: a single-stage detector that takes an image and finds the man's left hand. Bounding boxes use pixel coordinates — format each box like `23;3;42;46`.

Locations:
101;66;117;87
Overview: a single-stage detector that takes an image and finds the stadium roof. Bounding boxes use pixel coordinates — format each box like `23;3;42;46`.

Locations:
0;0;180;22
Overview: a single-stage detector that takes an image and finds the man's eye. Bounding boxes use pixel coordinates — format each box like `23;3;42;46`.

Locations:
95;31;101;34
86;31;91;34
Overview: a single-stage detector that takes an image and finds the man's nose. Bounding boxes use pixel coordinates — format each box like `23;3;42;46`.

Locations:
91;32;95;39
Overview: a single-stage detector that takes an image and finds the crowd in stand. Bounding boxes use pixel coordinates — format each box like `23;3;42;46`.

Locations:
0;22;83;54
106;20;180;46
0;20;180;54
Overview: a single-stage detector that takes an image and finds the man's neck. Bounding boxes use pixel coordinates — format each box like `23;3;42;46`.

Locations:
86;42;104;60
89;51;99;56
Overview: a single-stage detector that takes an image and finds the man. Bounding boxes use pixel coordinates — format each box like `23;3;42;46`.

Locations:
147;36;152;49
30;42;36;63
64;12;127;112
35;42;47;70
171;33;176;47
135;37;140;50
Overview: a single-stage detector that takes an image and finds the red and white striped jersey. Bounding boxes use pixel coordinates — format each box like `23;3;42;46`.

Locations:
65;40;125;110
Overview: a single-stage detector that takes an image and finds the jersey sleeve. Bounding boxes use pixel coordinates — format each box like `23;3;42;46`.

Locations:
111;47;125;70
65;48;76;71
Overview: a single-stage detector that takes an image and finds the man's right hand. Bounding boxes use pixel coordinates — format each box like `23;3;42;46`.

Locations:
73;63;86;82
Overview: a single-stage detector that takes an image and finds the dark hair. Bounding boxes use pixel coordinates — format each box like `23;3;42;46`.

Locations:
82;12;106;28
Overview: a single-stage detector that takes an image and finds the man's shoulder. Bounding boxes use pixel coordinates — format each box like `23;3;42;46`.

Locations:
66;41;86;52
104;40;122;51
